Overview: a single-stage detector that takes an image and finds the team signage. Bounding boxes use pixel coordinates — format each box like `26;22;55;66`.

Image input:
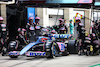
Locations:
27;7;35;23
46;0;93;4
78;0;93;3
53;34;71;38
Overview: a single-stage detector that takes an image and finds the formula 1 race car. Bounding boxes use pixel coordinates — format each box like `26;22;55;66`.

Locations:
8;24;77;58
8;34;74;58
18;34;71;58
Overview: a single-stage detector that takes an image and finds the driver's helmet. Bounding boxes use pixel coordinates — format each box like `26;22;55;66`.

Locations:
51;30;56;34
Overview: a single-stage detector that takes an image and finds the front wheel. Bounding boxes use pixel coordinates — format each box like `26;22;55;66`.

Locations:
9;56;18;58
46;42;58;58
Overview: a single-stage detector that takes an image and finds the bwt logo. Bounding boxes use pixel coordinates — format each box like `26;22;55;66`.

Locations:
82;0;90;2
53;34;70;38
29;13;34;16
30;52;46;56
9;52;18;55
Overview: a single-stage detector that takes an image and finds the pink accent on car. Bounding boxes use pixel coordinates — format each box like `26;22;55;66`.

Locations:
78;0;93;3
13;51;17;52
26;52;30;56
56;42;64;52
26;53;30;56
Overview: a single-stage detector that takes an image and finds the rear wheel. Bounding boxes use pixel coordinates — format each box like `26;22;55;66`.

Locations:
68;40;78;54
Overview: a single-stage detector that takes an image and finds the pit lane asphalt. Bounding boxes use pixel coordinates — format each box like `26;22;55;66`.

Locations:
0;54;100;67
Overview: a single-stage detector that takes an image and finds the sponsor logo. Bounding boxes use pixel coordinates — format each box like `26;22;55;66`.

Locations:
53;34;70;38
9;52;19;55
61;44;65;51
28;52;46;56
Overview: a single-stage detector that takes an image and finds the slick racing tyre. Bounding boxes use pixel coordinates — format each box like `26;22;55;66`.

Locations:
68;40;78;54
9;56;18;58
46;42;58;58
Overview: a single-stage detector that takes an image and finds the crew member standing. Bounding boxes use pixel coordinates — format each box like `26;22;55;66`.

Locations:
0;17;7;53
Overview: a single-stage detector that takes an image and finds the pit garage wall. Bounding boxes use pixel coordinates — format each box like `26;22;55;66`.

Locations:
64;8;74;24
0;6;91;33
36;8;91;33
0;4;6;24
36;8;64;27
85;9;91;34
64;8;74;34
36;8;49;27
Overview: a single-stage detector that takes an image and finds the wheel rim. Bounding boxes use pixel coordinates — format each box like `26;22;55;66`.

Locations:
52;45;56;58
